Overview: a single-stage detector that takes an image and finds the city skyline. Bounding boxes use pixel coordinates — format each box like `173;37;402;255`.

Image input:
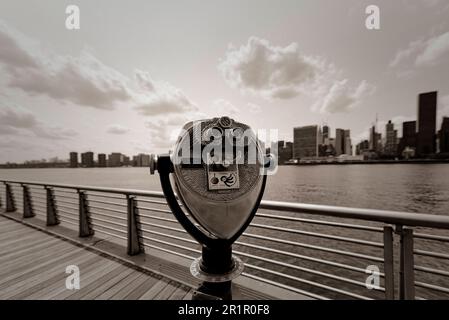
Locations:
1;1;449;163
3;89;449;166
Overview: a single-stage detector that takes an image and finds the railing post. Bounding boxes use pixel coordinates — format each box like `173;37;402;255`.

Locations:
46;187;59;226
397;226;415;300
127;195;144;255
78;190;94;237
22;184;35;218
5;183;16;212
383;226;395;299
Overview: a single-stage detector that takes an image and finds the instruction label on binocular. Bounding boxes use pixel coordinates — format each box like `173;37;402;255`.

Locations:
207;164;240;190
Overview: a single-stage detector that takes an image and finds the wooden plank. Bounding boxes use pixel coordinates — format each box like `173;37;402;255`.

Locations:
139;279;171;300
122;275;162;300
80;267;135;300
0;232;51;251
95;271;146;300
169;286;191;300
65;265;131;300
0;241;75;279
6;253;100;299
0;237;61;263
43;260;120;300
0;245;86;289
154;281;179;299
0;250;95;299
108;272;149;300
22;257;116;300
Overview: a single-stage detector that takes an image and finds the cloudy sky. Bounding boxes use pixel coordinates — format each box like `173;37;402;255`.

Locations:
1;0;449;163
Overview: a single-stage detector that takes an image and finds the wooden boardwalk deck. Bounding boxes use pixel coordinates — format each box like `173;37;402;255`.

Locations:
0;216;193;300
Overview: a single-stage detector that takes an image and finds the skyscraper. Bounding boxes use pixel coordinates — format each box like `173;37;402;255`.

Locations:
398;121;417;157
335;129;345;156
293;125;320;159
322;125;329;144
81;152;94;167
108;153;122;167
417;91;437;156
98;154;107;167
69;152;78;168
369;125;377;152
439;117;449;154
344;129;352;155
385;120;398;157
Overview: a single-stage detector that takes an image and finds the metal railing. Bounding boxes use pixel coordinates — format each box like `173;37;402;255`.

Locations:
1;180;449;300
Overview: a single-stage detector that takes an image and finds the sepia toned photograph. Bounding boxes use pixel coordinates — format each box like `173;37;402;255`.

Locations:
1;0;449;312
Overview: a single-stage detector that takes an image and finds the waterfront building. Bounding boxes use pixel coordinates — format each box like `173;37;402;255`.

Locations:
293;125;320;159
322;125;329;144
439;117;449;154
344;130;352;155
133;154;151;167
98;154;107;167
81;152;94;168
384;120;398;157
69;152;78;168
335;129;344;156
398;121;417;157
369;125;377;152
278;141;293;164
108;153;122;167
417;91;437;156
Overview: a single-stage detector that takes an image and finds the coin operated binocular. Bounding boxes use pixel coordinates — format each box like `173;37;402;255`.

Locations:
150;116;274;299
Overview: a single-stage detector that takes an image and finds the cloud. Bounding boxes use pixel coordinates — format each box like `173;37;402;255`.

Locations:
0;20;196;115
313;80;376;114
210;99;240;117
390;31;449;68
247;103;262;114
218;37;322;99
0;105;77;140
218;37;374;114
106;124;130;135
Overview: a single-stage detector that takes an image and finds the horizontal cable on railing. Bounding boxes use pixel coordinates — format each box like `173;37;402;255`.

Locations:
250;223;384;248
53;192;77;198
94;229;127;241
242;272;328;300
241;232;384;262
136;206;172;214
55;199;78;206
244;263;373;300
414;232;449;242
89;210;127;221
415;281;449;294
255;212;383;232
235;250;384;291
91;216;127;228
414;249;449;260
87;193;126;200
57;204;78;211
139;222;381;276
138;218;384;262
233;240;383;276
59;213;78;222
87;199;127;207
139;214;178;223
59;218;78;226
88;205;125;215
136;198;170;205
140;226;384;288
142;242;195;260
53;189;77;195
414;265;449;277
59;209;78;217
91;223;127;235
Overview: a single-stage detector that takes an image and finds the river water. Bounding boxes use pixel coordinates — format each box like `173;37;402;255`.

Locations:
1;164;449;215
